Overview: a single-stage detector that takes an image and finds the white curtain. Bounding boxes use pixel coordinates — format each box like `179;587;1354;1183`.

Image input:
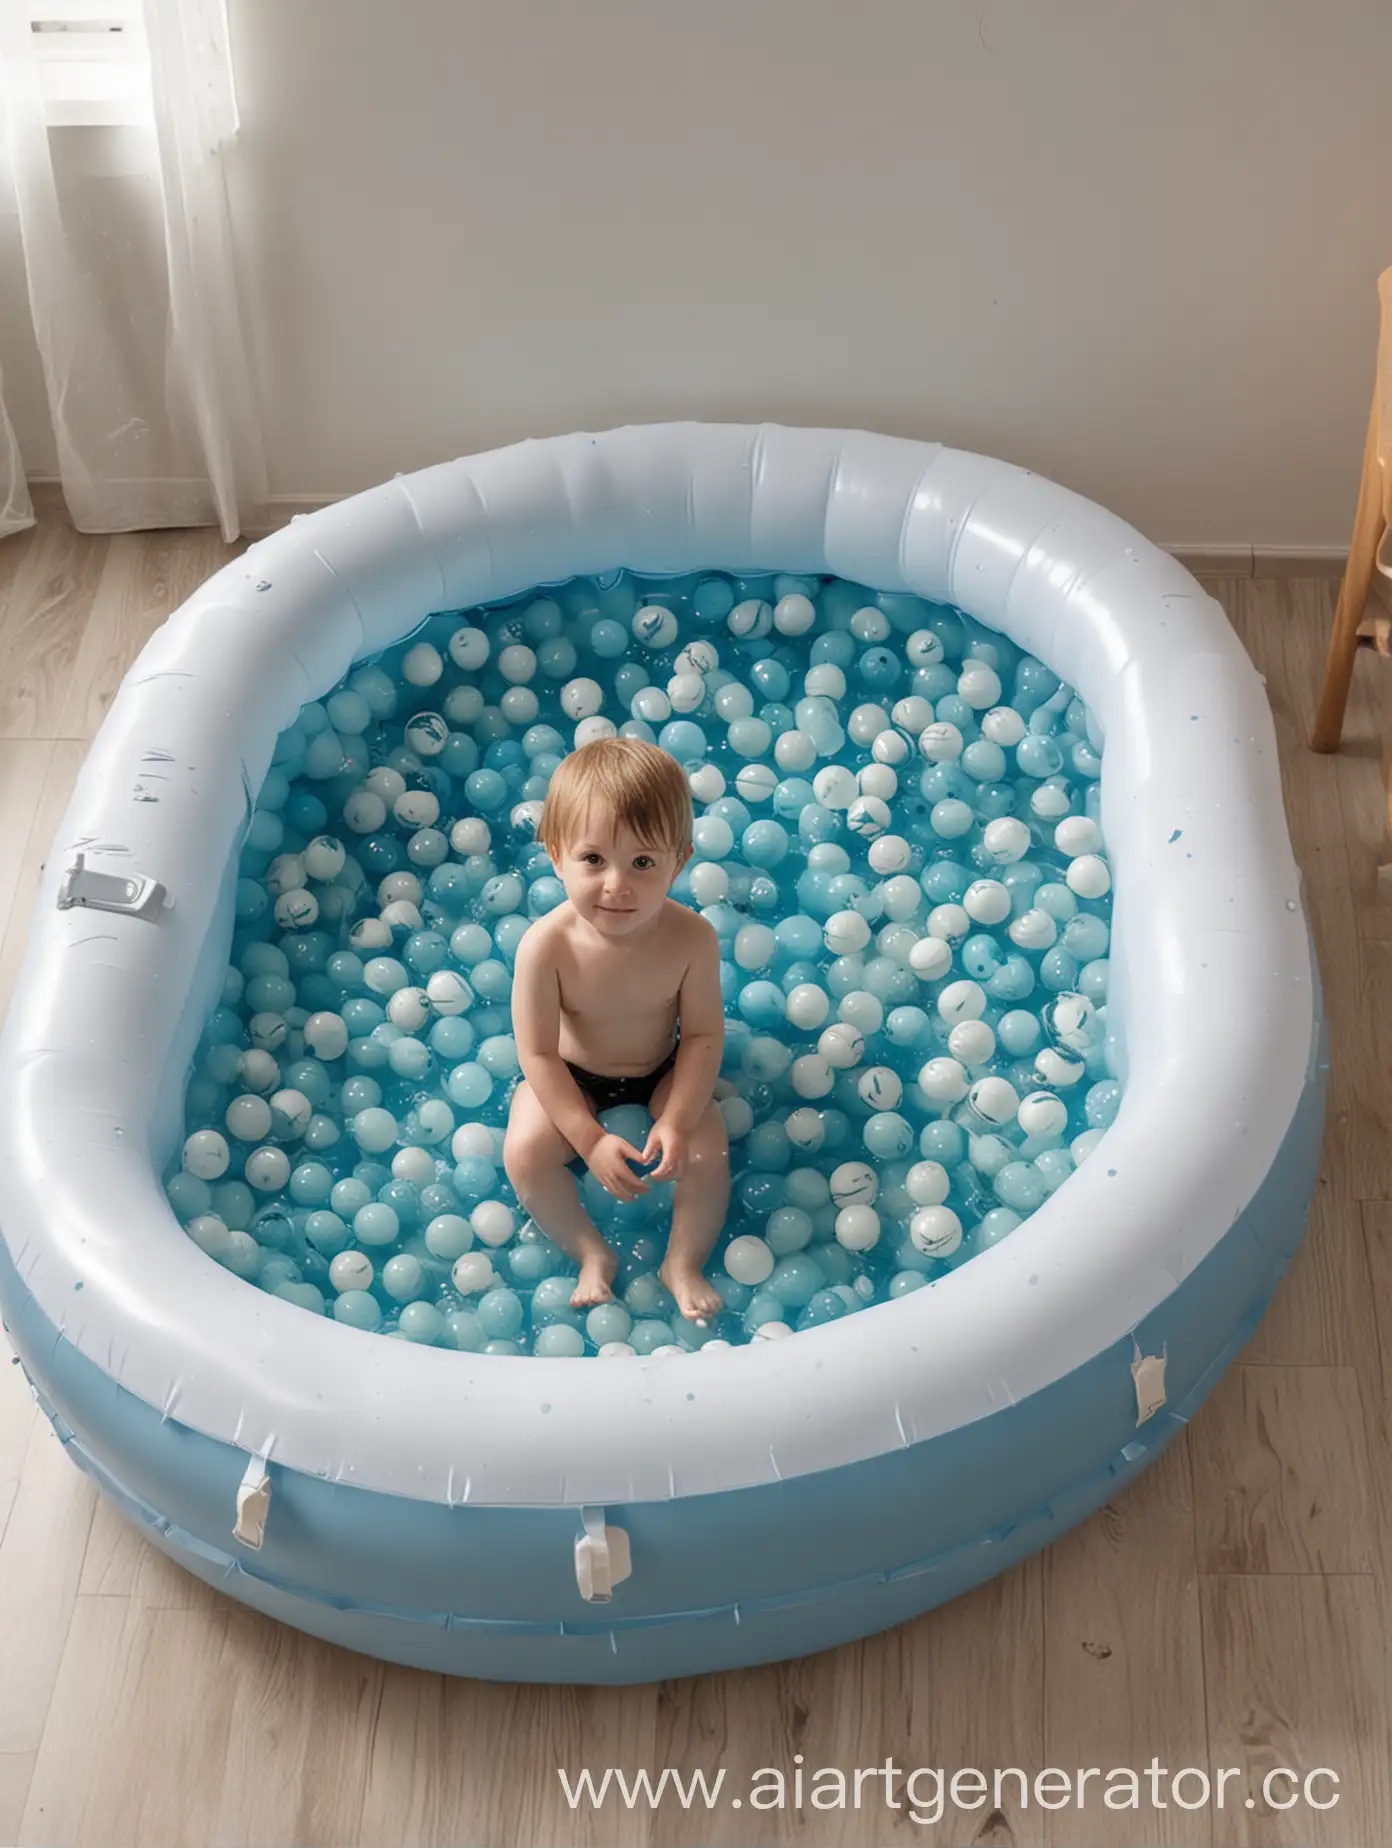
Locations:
0;0;266;540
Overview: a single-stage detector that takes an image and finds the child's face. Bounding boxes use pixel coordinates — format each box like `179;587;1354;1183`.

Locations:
553;811;690;938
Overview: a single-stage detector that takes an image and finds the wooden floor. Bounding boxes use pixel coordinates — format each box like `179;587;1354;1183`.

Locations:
0;512;1388;1848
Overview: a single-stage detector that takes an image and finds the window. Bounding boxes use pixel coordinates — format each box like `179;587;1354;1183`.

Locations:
27;0;151;127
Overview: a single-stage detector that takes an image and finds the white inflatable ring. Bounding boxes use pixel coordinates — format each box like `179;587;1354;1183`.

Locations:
0;424;1324;1681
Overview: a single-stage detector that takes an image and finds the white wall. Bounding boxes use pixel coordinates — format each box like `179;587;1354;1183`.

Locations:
6;0;1391;548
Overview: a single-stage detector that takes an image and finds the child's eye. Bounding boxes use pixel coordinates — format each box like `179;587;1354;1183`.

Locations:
634;857;654;870
581;853;602;866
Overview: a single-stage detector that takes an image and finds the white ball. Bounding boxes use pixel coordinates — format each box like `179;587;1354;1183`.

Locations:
392;1146;436;1184
498;643;537;684
734;923;776;971
510;800;544;838
917;1057;969;1105
387;986;431;1031
869;834;912;875
448;626;489;670
835;1204;881;1252
873;729;912;766
1018;1091;1069;1138
182;1130;229;1181
676;640;719;674
302;835;346;881
774;729;818;772
906;1160;950;1206
395;790;440;829
633;604;679;649
269;1088;312;1139
957;663;1002;709
238;1048;280;1094
451;1122;495;1161
753;1321;794;1342
330;1250;374;1293
909;936;953;981
379;899;422;933
1071;1127;1106;1164
846;795;892;840
927;903;969;942
1055;816;1102;857
1036;1046;1087;1088
471;1200;516;1247
598;1341;637;1359
790;1054;835;1099
343;788;387;835
948;1019;995;1066
226;1093;273;1142
365;767;407;804
838;989;884;1034
1031;783;1073;820
687;862;729;905
785;983;831;1031
920;722;964;763
688;764;726;804
892;696;935;734
963;878;1012;926
850;604;891;642
847;703;891;746
560;677;604;720
982;817;1031;864
1009;909;1058;951
785;1107;826;1150
451;817;492;856
824;910;872;955
452;1251;495;1294
937;979;986;1024
402;642;444;686
881;875;922;921
735;763;778;804
818;1022;865;1069
968;1076;1020;1127
719;1096;754;1140
804;663;846;701
265;852;306;897
981;705;1027;747
631;686;671;724
667;672;706;714
500;686;539;726
728;598;773;639
1066;854;1112;899
857;763;898;801
244;1145;291;1192
774;593;816;635
906;629;945;667
909;1205;963;1257
724;1234;775;1286
575;716;617;748
813;765;858;810
829;1160;878;1207
858;1066;902;1110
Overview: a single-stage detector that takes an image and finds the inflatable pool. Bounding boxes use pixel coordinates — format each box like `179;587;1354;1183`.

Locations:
0;423;1324;1682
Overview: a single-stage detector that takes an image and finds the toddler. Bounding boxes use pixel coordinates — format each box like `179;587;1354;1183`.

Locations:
505;737;730;1321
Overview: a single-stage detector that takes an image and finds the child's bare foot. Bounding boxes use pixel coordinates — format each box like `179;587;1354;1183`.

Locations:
660;1259;723;1324
571;1243;618;1308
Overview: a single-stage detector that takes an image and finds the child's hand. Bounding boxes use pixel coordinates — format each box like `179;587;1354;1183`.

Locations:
640;1116;688;1181
586;1133;650;1201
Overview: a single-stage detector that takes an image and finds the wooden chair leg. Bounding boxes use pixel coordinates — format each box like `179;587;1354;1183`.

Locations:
1313;387;1388;752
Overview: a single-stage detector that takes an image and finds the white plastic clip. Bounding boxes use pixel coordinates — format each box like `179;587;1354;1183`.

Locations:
574;1505;632;1603
57;852;167;922
1131;1342;1168;1426
234;1454;271;1549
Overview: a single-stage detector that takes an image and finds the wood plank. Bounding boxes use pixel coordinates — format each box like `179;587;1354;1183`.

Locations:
1042;1440;1209;1846
0;1752;33;1848
1190;1366;1375;1576
78;1493;226;1612
18;1598;235;1848
0;1415;96;1756
208;1612;380;1848
0;520;108;741
0;1342;38;1554
0;740;56;953
1239;1172;1377;1368
55;528;237;743
358;1667;657;1847
1200;1575;1389;1845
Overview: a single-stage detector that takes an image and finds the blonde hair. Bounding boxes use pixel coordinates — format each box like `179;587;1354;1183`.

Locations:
540;737;693;860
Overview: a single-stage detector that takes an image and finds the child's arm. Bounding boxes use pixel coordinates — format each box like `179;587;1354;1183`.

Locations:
642;915;724;1180
511;929;648;1199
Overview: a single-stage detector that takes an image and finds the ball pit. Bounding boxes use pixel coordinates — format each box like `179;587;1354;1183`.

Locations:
0;423;1325;1682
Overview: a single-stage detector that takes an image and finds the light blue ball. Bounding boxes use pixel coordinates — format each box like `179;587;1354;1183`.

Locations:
477;1287;524;1340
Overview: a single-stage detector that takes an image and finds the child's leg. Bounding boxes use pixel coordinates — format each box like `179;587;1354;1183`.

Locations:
652;1086;730;1324
503;1080;616;1308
